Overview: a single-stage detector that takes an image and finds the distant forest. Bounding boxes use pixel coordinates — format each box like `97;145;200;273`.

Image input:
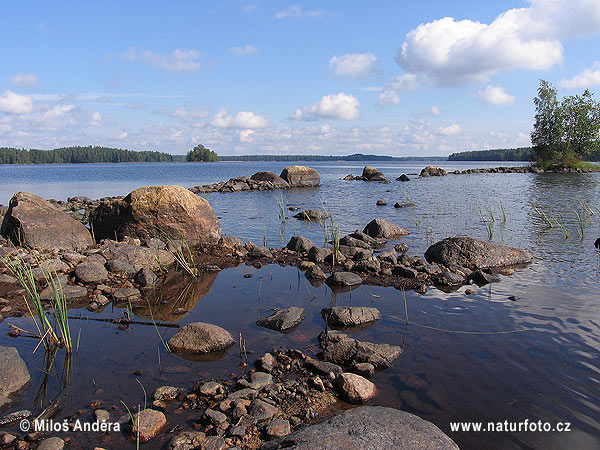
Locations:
0;146;174;164
448;147;534;161
219;153;447;162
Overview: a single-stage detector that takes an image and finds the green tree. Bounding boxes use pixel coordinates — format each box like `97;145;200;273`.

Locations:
561;90;600;158
531;80;563;162
531;80;600;164
186;144;218;162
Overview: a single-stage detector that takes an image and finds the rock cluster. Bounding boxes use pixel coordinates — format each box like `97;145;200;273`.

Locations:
343;166;389;182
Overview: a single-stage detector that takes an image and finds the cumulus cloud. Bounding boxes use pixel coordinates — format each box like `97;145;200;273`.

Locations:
239;130;255;142
478;85;516;105
438;123;461;136
396;0;600;85
376;74;421;107
429;106;441;115
154;106;211;120
122;48;202;72
9;73;39;88
300;92;360;120
329;53;379;77
210;109;268;129
230;44;258;55
274;4;328;19
0;90;34;114
560;62;600;89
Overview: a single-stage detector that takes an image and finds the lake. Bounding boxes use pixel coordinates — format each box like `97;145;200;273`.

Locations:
0;161;599;449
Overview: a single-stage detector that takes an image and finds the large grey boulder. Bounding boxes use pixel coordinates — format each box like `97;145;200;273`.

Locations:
0;192;92;251
0;346;31;410
280;166;320;187
261;406;459;450
256;307;306;333
425;236;532;270
361;166;387;182
250;172;290;188
89;185;222;245
286;236;316;253
168;322;235;354
326;272;362;287
363;219;409;239
321;307;381;328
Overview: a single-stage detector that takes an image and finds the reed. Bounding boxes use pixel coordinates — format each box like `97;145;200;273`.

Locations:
556;215;569;239
2;257;72;352
571;207;585;239
499;201;507;224
532;203;555;228
275;194;288;223
165;236;198;277
479;210;493;240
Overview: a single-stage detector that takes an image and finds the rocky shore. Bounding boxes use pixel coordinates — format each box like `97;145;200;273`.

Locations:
0;163;543;449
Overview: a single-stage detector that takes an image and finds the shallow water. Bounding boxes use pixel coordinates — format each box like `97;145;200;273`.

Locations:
0;161;599;449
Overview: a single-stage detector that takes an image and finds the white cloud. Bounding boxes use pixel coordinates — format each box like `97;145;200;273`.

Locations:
230;44;258;55
376;90;400;107
376;74;421;107
396;0;600;85
0;90;34;114
303;92;360;120
438;123;461;136
559;62;600;89
274;4;327;19
210;109;268;129
429;106;441;115
329;53;379;78
154;106;211;120
122;48;202;72
9;73;39;88
239;130;254;142
478;85;516;105
288;108;317;122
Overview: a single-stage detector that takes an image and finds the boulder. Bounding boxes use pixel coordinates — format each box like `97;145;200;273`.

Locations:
305;265;326;280
168;322;235;354
293;210;328;221
308;246;332;263
334;373;377;404
0;346;31;410
89;185;221;245
256;307;306;333
250;172;290;188
420;165;447;177
286;236;316;253
74;262;108;283
36;437;65;450
326;272;362;287
280;166;320;187
100;243;174;272
40;284;87;302
361;166;387;182
363;219;409;239
0;192;92;251
132;409;167;443
260;406;459;450
397;174;410;181
248;399;281;422
321;307;381;328
425;236;533;270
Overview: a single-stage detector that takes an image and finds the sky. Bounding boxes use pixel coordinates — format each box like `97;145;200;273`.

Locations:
1;0;600;157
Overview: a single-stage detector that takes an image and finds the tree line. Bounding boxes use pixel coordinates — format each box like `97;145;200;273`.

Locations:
0;146;174;164
448;147;534;161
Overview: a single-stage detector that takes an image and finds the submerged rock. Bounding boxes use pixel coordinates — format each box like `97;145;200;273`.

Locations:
325;272;362;287
168;322;235;354
256;307;306;333
321;306;381;328
425;236;532;270
250;172;290;188
420;165;447;177
0;192;92;251
280;166;320;187
90;185;222;245
261;406;459;450
36;437;65;450
293;210;328;221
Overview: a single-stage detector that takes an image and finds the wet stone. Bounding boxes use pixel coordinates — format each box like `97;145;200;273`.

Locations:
334;373;377;404
112;287;141;300
256;352;277;373
94;409;110;423
198;381;225;396
153;386;183;401
169;431;206;450
238;372;273;390
266;419;291;438
326;272;362;286
256;307;306;333
131;409;167;443
36;437;65;450
106;259;137;275
248;399;280;422
74;262;108;283
202;436;227;450
204;408;228;425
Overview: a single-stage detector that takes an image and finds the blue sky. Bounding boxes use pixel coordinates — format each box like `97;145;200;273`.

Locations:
1;0;600;156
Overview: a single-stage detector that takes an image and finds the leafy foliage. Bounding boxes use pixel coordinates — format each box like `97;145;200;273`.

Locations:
531;80;600;163
186;144;218;162
448;147;534;161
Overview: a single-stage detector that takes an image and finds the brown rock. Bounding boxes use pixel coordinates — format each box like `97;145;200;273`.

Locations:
131;409;167;443
0;192;92;251
363;218;409;239
280;166;320;187
334;373;377;404
89;185;221;245
168;322;235;354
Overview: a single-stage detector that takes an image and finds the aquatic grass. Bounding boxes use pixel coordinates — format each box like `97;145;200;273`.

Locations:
556;215;569;239
579;199;594;216
570;206;585;239
401;189;415;208
165;235;198;277
317;217;329;247
2;256;72;352
479;210;494;240
532;203;555;228
499;201;507;224
275;193;288;224
146;299;171;352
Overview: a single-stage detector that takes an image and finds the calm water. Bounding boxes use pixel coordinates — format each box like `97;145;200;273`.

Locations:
0;161;599;449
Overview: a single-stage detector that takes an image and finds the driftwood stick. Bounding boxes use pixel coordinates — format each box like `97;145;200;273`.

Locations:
67;316;180;328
